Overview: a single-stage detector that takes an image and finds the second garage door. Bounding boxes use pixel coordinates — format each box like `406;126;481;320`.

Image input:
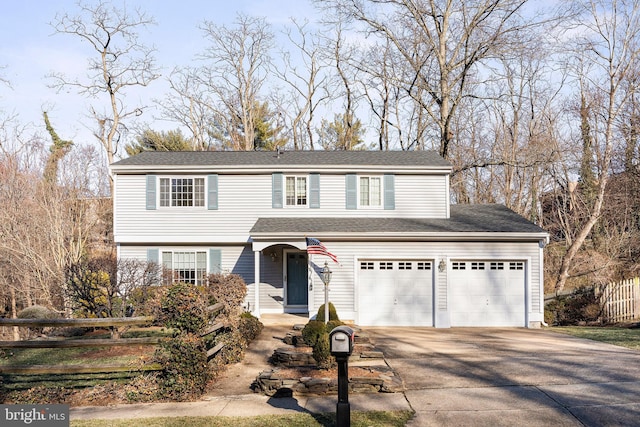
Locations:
358;260;433;326
449;260;526;327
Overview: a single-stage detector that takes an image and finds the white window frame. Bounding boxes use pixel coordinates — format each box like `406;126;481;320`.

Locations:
285;175;307;207
159;176;205;208
359;176;382;208
161;250;207;285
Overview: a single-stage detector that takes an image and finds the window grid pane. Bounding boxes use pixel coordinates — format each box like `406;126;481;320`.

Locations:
163;251;208;285
160;178;170;207
360;177;370;206
194;178;205;207
296;177;307;205
370;177;381;206
172;178;195;207
286;177;296;205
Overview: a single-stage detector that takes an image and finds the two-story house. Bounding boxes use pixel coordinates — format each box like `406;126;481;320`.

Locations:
110;150;548;328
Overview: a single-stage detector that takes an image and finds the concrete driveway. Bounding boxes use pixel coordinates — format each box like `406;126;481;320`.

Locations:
367;327;640;427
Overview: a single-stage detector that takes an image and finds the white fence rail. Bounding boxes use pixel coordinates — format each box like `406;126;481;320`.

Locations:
599;277;640;323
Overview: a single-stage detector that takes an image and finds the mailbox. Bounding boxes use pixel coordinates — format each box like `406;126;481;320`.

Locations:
329;325;354;357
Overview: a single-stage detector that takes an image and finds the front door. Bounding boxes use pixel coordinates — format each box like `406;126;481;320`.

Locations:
286;252;308;309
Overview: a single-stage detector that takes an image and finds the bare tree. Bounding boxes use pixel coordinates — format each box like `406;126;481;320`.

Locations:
196;14;275;150
274;19;330;150
157;67;213;150
319;0;546;158
49;0;159;193
555;0;640;291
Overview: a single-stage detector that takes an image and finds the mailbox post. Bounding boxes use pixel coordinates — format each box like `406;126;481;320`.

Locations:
329;325;354;427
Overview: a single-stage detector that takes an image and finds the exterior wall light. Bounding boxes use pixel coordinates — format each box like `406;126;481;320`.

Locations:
438;259;447;272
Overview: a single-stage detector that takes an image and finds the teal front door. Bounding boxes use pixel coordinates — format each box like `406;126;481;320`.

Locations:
286;252;308;307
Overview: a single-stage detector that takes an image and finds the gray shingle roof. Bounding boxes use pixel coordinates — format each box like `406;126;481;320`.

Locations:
250;204;546;236
111;150;451;169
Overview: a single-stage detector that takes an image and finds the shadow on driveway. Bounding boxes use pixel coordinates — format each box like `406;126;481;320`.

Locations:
368;327;640;427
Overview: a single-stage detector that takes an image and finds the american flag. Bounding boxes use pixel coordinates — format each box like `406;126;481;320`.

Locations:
306;237;339;264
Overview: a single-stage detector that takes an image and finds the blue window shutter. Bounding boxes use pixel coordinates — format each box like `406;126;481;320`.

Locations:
345;174;357;209
207;174;218;210
209;249;222;274
147;248;159;264
384;174;395;210
272;173;283;208
146;175;156;210
309;173;320;208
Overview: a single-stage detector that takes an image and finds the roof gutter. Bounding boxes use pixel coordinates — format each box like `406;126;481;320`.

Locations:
250;231;549;242
110;165;453;175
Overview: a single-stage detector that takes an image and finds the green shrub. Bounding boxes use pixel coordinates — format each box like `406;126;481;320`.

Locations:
216;328;246;364
159;282;209;334
325;319;344;333
313;332;332;369
316;302;339;323
302;319;345;369
239;312;263;342
302;320;326;347
154;333;210;401
545;286;602;326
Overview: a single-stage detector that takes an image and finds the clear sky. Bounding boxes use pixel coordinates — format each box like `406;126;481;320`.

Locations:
0;0;316;150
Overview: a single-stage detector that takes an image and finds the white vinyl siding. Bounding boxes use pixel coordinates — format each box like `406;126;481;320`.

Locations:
119;239;542;327
114;173;449;243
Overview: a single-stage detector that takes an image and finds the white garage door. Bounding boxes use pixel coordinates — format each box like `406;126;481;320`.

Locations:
358;260;433;326
449;260;526;327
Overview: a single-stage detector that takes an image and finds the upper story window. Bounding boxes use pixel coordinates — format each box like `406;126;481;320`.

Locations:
286;176;307;206
159;177;205;207
359;176;381;207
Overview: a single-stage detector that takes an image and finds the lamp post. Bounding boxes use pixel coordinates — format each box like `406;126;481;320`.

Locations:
321;261;332;324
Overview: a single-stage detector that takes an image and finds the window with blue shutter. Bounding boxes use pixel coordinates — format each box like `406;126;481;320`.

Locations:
147;248;159;264
309;173;320;208
146;175;156;210
207;174;218;210
209;249;222;274
345;174;357;209
272;173;283;208
384;174;395;210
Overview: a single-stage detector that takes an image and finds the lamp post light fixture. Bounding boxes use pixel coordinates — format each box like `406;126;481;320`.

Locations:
321;261;332;324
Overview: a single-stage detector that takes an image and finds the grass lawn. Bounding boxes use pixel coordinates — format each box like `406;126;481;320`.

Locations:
71;410;415;427
551;326;640;350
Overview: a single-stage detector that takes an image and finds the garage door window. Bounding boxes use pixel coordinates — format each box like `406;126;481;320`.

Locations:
417;262;431;270
380;262;393;270
360;262;374;270
490;262;504;270
399;262;412;270
471;262;485;270
510;262;524;270
452;262;466;270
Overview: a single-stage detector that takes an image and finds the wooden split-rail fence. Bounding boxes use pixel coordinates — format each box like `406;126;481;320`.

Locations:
0;303;226;383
